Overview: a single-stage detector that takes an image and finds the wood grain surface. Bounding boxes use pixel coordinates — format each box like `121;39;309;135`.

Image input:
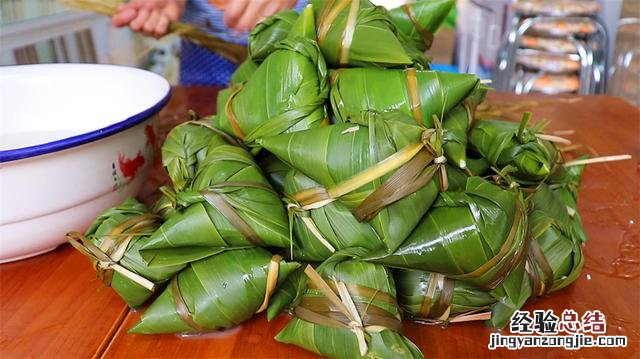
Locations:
1;87;638;358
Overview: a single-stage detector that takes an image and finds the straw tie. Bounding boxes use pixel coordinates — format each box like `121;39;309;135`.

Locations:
338;0;359;65
416;273;493;324
194;181;277;247
223;84;247;140
184;115;249;149
316;0;360;65
286;203;337;254
526;239;555;296
171;276;211;332
420;273;453;320
62;0;247;64
405;68;423;124
401;4;434;49
65;214;159;292
293;116;449;222
295;265;403;356
434;155;447;164
256;255;283;313
454;196;529;290
351;117;449;221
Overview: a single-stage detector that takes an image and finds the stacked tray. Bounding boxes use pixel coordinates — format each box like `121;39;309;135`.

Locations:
494;0;607;95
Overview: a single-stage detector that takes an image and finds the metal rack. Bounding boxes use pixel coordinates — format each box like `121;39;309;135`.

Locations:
607;18;640;106
494;10;608;95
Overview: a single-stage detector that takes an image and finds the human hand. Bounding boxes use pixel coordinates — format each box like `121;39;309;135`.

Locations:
222;0;298;32
112;0;187;37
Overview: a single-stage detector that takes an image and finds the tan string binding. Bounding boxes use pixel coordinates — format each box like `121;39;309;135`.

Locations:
317;0;350;45
405;68;423;124
401;4;434;49
255;255;283;313
294;142;425;210
295;265;404;356
454;197;527;291
224;84;246;140
201;187;266;247
418;272;443;317
294;124;448;222
526;240;554;296
338;0;359;65
287;203;337;253
66;231;156;291
171;276;211;332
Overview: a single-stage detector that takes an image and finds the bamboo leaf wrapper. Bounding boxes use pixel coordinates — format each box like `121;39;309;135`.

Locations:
161;121;230;192
330;68;480;128
249;10;299;62
129;248;299;334
526;184;584;295
395;262;534;329
365;177;528;289
275;261;423;358
68;198;184;308
230;58;259;85
213;5;329;145
549;162;588;243
284;157;472;262
141;139;290;262
394;269;496;322
259;111;445;254
311;0;414;68
285;170;385;261
469;117;558;183
441;82;488;169
388;0;455;52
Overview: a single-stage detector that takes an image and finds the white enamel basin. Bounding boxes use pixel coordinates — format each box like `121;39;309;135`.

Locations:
0;64;171;263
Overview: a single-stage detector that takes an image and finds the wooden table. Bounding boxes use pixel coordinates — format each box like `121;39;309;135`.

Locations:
1;87;638;358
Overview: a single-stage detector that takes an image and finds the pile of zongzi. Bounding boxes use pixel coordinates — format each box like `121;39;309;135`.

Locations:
68;1;605;358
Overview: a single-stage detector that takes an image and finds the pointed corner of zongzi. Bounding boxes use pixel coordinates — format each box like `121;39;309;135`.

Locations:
127;319;147;335
288;4;316;40
279;261;302;282
127;287;194;335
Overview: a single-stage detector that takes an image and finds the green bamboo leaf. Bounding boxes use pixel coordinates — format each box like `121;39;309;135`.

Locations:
76;198;184;308
161;121;228;192
259;111;441;253
551;162;588;243
249;10;299;61
469;118;558;183
442;82;488;168
230;58;259;84
257;152;294;193
388;0;455;51
330;68;480;128
364;177;528;288
285;170;385;261
394;269;495;320
213;35;328;146
288;4;317;40
140;246;230;268
399;38;430;69
275;260;423;359
150;190;179;220
486;261;532;328
141;144;290;257
266;266;307;321
129;248;299;334
527;184;584;293
311;0;413;68
397;258;533;329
